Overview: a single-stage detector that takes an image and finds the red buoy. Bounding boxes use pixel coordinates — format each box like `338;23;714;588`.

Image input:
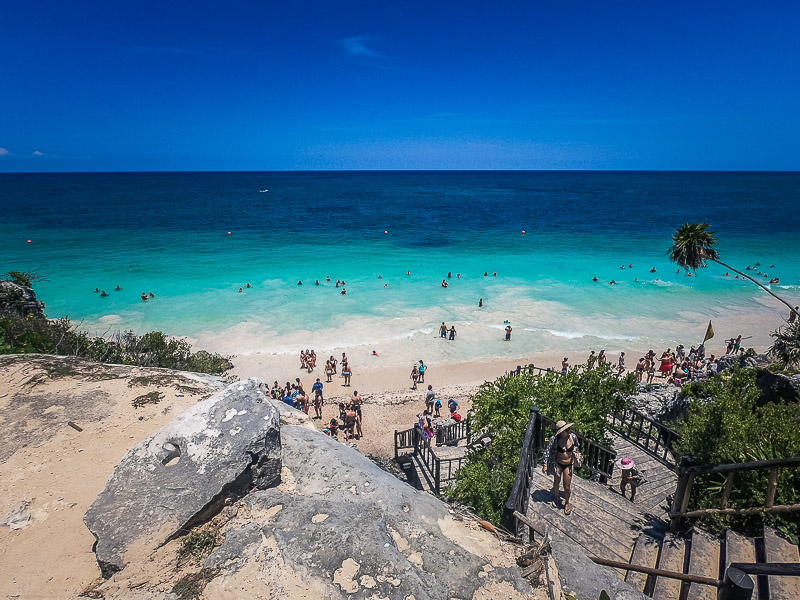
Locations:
27;239;32;244
227;231;232;235
522;230;526;235
384;230;388;235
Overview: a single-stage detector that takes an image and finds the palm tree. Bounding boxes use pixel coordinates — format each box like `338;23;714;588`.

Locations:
668;222;796;315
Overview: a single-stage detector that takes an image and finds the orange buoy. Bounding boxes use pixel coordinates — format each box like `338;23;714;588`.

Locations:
384;230;388;234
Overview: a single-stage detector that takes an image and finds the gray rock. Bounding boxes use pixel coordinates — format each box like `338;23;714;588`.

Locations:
84;378;281;577
626;383;678;419
717;354;758;372
2;500;32;530
0;280;45;318
202;418;531;599
550;539;649;600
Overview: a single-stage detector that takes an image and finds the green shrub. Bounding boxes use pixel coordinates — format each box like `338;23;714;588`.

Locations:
674;367;800;542
447;363;636;523
171;568;219;600
0;312;232;375
178;529;218;559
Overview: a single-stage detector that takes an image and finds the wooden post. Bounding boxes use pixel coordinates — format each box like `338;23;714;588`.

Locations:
765;468;778;508
721;472;735;509
670;456;695;531
719;566;754;600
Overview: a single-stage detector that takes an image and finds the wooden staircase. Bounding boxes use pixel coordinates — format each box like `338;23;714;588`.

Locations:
524;467;800;599
623;525;800;600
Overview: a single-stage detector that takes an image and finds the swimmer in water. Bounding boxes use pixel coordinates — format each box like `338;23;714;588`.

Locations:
141;292;148;301
609;280;616;285
315;280;319;286
447;272;452;278
457;273;461;278
297;280;303;285
441;280;448;288
114;285;122;291
149;292;155;298
407;270;411;276
592;277;598;282
384;284;388;288
100;290;108;297
629;264;633;268
483;272;488;277
620;265;626;269
239;288;243;293
479;298;483;307
650;268;657;273
246;283;251;288
94;288;100;293
326;275;331;281
341;288;347;295
493;272;497;277
378;274;382;279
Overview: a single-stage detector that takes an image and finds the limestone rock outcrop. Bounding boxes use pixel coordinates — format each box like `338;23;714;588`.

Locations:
198;419;531;599
0;280;45;318
84;378;281;577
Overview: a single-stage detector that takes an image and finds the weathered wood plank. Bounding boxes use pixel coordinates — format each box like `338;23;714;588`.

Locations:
763;525;800;600
625;533;660;592
686;531;721;600
724;530;758;600
652;533;686;600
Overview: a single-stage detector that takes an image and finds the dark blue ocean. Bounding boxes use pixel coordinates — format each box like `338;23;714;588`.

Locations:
2;171;798;364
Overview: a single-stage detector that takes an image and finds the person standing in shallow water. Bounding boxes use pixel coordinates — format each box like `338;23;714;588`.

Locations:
504;325;512;341
418;360;426;383
543;421;581;515
440;322;447;338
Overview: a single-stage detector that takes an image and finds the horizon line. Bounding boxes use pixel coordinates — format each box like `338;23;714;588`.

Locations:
1;168;799;175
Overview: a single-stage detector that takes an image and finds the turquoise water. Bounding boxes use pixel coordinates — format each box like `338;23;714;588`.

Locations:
2;171;799;365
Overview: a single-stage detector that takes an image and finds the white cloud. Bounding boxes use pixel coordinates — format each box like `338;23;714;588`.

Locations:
0;148;8;156
338;36;379;58
32;150;45;156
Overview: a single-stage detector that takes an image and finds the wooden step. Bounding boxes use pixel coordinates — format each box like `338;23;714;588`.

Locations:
725;529;758;600
763;525;800;600
625;533;660;593
532;468;645;522
652;533;686;600
686;530;721;600
526;493;632;562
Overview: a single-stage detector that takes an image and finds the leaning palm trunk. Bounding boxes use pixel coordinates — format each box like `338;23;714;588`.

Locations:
709;257;796;316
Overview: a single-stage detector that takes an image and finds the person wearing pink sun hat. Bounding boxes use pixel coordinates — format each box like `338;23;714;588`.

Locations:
616;457;642;501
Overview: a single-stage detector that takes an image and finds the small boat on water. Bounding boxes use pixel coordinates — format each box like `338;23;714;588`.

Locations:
259;189;269;193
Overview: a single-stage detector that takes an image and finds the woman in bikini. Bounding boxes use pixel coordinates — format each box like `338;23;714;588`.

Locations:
543;421;581;515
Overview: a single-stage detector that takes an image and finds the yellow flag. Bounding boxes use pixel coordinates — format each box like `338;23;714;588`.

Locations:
703;320;715;343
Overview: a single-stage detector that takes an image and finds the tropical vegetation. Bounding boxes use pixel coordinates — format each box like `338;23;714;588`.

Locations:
674;367;800;542
1;273;232;375
447;363;636;523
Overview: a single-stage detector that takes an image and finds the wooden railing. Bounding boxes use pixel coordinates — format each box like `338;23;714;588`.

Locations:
538;413;617;481
506;407;617;541
435;419;471;446
610;407;681;468
508;364;560;377
394;427;419;459
393;422;471;495
505;407;544;541
669;456;800;531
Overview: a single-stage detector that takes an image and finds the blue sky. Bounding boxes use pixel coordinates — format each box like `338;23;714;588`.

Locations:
1;1;799;171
